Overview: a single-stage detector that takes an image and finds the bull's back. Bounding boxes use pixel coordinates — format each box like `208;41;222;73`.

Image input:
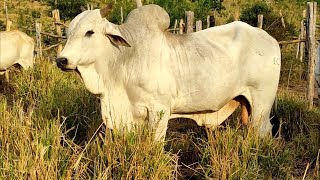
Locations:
191;21;280;84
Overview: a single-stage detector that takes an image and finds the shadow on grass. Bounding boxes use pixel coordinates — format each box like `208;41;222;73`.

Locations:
165;94;320;179
166;118;207;179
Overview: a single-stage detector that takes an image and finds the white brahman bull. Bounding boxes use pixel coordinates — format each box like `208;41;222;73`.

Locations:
0;30;34;75
56;4;281;141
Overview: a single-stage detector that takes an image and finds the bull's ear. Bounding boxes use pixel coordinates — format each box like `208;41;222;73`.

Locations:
106;34;131;47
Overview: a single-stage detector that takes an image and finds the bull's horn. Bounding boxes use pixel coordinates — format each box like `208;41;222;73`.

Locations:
100;2;114;18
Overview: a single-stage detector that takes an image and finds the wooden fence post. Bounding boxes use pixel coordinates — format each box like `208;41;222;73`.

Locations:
234;7;240;21
196;20;202;31
86;3;93;10
296;34;301;59
35;22;42;58
120;7;124;24
300;10;307;62
5;20;12;31
207;15;210;29
185;11;194;33
280;10;286;28
4;0;11;82
173;19;178;34
306;2;317;109
135;0;142;8
179;19;184;34
52;9;63;55
4;0;11;31
316;45;320;106
208;15;215;27
257;14;263;29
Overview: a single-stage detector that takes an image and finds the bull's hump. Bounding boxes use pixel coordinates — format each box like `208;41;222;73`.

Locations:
124;5;170;32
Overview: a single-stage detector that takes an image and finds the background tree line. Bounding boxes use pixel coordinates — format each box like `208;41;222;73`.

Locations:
43;0;296;41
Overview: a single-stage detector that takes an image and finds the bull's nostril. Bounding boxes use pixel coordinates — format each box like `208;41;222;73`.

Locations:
61;59;68;66
56;57;68;68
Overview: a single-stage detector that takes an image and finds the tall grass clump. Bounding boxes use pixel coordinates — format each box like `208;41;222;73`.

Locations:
0;58;178;179
75;126;178;179
188;92;320;179
0;60;319;179
0;97;73;179
197;126;293;179
163;93;319;179
1;60;101;142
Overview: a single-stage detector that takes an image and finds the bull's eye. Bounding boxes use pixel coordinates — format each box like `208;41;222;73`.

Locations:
85;30;95;37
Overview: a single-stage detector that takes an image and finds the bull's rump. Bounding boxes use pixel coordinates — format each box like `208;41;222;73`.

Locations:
0;30;34;69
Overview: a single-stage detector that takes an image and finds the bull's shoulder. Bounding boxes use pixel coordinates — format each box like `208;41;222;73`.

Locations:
124;5;170;32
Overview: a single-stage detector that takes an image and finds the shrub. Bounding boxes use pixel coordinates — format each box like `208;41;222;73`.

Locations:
17;8;35;35
148;0;224;26
240;2;297;41
45;0;87;21
240;2;271;26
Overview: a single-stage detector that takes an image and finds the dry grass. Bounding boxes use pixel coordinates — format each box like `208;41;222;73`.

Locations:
0;54;319;179
1;0;320;179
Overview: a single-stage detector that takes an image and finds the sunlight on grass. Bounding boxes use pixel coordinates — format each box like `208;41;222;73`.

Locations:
0;57;319;179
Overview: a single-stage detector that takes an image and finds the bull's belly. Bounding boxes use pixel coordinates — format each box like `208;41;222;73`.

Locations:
0;50;19;69
170;99;241;127
0;57;18;69
170;95;232;114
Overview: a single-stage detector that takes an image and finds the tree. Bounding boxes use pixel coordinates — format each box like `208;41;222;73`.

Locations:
240;2;296;41
45;0;87;21
146;0;224;26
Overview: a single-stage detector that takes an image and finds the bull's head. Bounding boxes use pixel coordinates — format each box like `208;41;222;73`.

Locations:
56;2;131;71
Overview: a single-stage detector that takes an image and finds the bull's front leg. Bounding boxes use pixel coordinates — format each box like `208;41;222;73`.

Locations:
100;94;134;130
100;95;114;129
148;105;170;142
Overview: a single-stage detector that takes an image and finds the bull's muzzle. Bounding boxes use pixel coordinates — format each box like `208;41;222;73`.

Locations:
56;57;71;71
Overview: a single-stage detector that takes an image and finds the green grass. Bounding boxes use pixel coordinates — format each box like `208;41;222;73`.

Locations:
0;58;319;179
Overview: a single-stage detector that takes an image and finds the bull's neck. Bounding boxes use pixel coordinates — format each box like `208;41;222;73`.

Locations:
116;22;150;44
103;23;139;85
116;23;137;43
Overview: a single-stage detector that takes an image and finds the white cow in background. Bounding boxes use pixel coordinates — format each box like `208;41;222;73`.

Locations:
0;30;34;75
56;3;281;141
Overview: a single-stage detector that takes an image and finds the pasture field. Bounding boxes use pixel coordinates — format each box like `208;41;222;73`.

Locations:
1;0;320;179
0;58;319;179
